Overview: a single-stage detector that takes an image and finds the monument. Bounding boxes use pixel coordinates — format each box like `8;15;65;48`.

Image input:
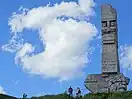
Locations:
84;4;130;93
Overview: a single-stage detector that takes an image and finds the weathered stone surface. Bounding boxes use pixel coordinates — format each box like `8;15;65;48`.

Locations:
101;4;119;73
84;4;130;93
84;73;130;93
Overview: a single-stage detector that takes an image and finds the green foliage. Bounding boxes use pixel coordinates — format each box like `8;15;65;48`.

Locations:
83;91;132;99
30;93;74;99
0;93;17;99
32;91;132;99
1;91;132;99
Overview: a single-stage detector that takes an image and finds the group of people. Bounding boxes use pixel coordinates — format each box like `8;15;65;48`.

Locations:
22;93;27;99
22;86;82;99
66;86;82;98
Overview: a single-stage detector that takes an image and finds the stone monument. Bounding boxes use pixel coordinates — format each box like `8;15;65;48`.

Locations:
84;4;130;93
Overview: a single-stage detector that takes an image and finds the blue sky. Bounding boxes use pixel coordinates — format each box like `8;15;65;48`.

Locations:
0;0;132;98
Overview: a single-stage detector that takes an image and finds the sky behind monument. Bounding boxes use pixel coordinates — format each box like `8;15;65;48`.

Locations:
0;0;132;98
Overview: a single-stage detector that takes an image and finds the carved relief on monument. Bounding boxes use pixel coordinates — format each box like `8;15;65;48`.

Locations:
110;20;116;27
102;29;108;34
102;21;107;28
102;33;115;43
107;74;130;92
103;40;115;44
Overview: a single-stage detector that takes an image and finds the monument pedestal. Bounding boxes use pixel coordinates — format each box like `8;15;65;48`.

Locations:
84;73;130;93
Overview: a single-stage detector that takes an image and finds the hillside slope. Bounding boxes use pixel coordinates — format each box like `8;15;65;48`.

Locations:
1;91;132;99
31;91;132;99
0;94;17;99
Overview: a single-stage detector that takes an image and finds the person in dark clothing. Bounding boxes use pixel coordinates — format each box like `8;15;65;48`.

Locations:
23;93;27;99
76;87;82;98
68;86;73;97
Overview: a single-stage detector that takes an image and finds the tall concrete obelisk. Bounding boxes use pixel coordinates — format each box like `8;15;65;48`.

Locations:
101;4;120;74
84;4;130;93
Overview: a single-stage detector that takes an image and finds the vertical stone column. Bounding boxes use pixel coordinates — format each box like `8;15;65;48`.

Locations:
101;4;120;73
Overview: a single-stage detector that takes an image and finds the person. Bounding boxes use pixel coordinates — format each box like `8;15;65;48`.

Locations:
76;87;82;98
64;90;67;96
68;86;73;97
23;93;27;99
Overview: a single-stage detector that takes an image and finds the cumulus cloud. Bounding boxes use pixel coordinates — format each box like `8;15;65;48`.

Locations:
2;0;97;81
0;86;6;94
120;45;132;70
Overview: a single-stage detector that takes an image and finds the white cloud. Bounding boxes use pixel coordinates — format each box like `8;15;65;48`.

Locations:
0;86;6;94
2;0;97;81
15;43;35;65
120;45;132;70
2;33;24;53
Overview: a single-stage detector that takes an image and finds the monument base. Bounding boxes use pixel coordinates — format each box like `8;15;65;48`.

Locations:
84;73;130;93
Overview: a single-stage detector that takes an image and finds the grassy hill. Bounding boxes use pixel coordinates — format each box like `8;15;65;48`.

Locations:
30;91;132;99
0;94;17;99
1;91;132;99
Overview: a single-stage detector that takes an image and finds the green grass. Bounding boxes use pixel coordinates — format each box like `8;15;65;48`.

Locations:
0;94;17;99
1;91;132;99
